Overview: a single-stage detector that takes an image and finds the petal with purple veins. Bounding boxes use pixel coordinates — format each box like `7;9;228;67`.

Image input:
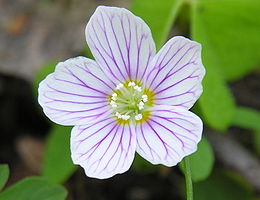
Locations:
71;117;136;179
145;36;205;109
86;6;156;83
135;105;203;166
38;56;114;126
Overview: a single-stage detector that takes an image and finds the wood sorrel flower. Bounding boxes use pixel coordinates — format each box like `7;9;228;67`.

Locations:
38;6;205;179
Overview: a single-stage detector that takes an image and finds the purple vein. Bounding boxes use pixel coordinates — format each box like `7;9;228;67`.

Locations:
99;12;127;80
74;63;114;91
120;13;131;77
46;83;105;99
64;66;107;95
109;13;130;78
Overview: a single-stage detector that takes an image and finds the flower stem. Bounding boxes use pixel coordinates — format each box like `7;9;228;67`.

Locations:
184;156;193;200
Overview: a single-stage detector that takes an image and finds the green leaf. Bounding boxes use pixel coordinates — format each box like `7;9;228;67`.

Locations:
132;154;158;174
0;177;67;200
190;0;260;81
82;44;93;59
253;131;260;155
191;0;236;131
232;107;260;155
193;171;252;200
233;107;260;131
33;61;58;95
179;137;214;182
42;125;77;184
131;0;183;48
0;165;9;191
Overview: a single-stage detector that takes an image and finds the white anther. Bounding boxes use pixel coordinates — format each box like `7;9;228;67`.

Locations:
135;114;143;121
139;101;144;106
112;96;117;101
138;106;144;110
110;100;117;108
112;93;118;100
142;95;148;102
134;86;142;92
138;101;145;110
115;112;122;118
112;104;117;108
128;82;136;87
122;114;130;120
116;83;124;90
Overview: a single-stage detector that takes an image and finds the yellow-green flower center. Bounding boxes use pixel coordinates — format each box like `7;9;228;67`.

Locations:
109;81;154;124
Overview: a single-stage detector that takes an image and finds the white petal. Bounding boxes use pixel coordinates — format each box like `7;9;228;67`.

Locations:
145;36;205;109
136;105;203;166
86;6;156;83
71;117;136;179
38;57;114;126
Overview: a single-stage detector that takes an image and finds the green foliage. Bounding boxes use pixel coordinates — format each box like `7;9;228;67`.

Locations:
131;0;183;49
82;44;93;59
33;61;58;95
233;107;260;131
0;165;9;191
253;131;260;155
191;0;236;131
132;154;158;173
42;125;76;183
0;177;67;200
180;137;214;182
193;171;252;200
233;107;260;155
190;0;260;81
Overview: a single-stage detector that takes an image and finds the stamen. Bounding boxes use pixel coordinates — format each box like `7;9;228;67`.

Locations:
134;86;142;92
138;101;144;110
110;100;117;108
115;112;122;118
116;83;124;90
112;96;117;101
135;114;143;121
142;95;148;102
121;114;130;120
128;82;136;87
110;81;152;123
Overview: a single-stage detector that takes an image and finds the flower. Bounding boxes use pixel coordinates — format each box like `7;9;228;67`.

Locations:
38;6;205;179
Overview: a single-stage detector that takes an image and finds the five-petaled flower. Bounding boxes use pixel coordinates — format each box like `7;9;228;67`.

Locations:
38;6;205;179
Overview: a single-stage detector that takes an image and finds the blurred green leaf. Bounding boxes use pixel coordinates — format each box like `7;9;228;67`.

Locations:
0;177;67;200
33;61;58;95
233;107;260;154
0;165;9;191
194;171;252;200
132;154;158;174
233;107;260;131
191;0;236;131
179;137;214;182
42;125;77;184
82;44;93;59
131;0;183;48
191;0;260;81
253;131;260;155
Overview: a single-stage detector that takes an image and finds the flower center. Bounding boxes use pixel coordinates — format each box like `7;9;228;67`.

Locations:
109;81;154;124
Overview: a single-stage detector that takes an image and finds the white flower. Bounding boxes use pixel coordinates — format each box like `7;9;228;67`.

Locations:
38;6;205;179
